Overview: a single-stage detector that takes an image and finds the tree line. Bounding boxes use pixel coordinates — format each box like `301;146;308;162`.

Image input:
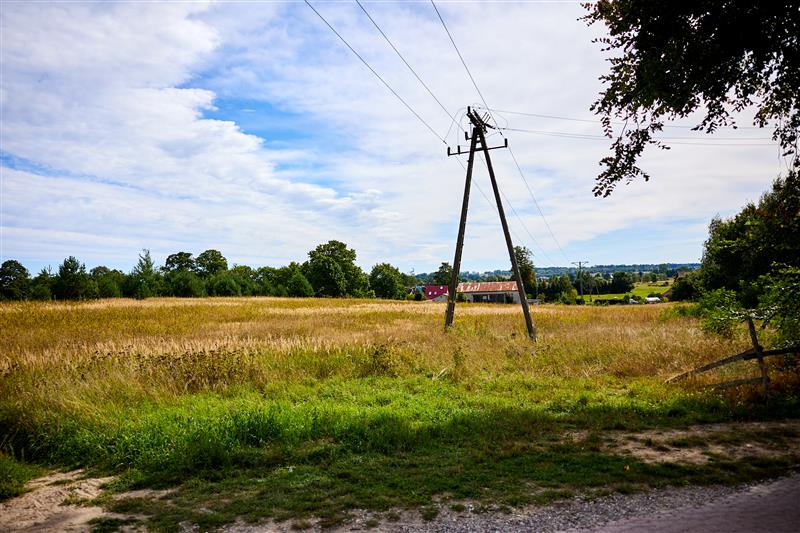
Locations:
1;240;642;305
0;240;419;302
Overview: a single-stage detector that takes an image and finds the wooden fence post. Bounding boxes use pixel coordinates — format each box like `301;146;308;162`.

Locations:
746;316;770;402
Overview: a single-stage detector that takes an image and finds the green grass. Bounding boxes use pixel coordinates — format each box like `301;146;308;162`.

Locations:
589;282;672;302
0;453;45;500
7;377;800;530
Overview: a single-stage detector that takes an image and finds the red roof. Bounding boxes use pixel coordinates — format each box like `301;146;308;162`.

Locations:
457;281;519;293
423;285;449;299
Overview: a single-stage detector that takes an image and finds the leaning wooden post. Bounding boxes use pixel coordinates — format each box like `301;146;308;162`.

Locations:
444;129;479;331
474;124;536;340
746;315;769;402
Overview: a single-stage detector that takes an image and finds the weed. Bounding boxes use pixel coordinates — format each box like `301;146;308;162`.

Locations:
420;505;439;521
88;516;139;533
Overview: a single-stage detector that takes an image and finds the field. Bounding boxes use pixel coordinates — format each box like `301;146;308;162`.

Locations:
1;297;799;531
587;281;672;302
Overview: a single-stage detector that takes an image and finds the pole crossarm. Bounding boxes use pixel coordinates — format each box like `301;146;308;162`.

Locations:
444;107;536;340
448;138;507;157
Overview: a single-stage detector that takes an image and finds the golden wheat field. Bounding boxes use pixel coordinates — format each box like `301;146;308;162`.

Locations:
1;297;752;402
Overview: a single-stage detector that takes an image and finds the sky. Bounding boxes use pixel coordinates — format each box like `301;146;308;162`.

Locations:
0;1;791;275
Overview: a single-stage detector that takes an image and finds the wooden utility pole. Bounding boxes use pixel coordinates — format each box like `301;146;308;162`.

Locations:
444;108;536;340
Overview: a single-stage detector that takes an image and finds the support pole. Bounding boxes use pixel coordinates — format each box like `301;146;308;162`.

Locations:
474;126;536;340
746;315;770;402
444;130;479;330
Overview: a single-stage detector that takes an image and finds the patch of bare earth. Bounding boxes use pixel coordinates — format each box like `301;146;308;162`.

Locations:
602;419;800;464
0;470;128;533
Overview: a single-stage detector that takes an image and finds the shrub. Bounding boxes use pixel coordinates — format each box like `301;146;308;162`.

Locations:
207;272;241;296
286;272;314;297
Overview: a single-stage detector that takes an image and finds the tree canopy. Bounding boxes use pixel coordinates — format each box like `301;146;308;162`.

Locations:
0;260;30;300
370;263;406;300
303;240;370;297
701;172;800;305
584;1;800;196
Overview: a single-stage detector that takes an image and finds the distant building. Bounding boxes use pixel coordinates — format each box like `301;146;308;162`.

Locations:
457;281;521;304
423;285;449;302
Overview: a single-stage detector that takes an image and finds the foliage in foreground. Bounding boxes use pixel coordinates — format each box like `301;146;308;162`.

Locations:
584;1;799;196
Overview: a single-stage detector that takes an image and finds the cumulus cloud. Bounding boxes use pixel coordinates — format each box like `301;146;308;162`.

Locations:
1;1;784;273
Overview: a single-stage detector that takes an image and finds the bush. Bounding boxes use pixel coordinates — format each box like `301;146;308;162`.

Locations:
759;266;800;347
207;272;240;296
286;272;314;297
698;289;743;337
167;270;205;297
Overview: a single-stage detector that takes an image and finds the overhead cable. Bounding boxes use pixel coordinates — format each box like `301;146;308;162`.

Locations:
480;106;764;130
355;0;464;138
305;0;446;144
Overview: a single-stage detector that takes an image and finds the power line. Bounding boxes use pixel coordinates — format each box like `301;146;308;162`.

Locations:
355;0;463;138
430;1;498;129
348;2;548;264
501;127;775;146
309;0;553;266
429;3;569;263
304;0;445;144
483;106;765;130
507;149;570;264
454;155;556;266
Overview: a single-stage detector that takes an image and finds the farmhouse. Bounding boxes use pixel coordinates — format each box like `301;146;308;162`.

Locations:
457;281;521;304
422;285;449;302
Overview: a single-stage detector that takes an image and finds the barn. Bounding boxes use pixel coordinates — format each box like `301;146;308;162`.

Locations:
456;281;521;303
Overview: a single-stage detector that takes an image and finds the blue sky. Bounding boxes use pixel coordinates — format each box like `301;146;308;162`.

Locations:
0;1;788;275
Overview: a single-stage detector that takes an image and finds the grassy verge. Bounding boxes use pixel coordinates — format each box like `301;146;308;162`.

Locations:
1;298;798;530
0;453;45;501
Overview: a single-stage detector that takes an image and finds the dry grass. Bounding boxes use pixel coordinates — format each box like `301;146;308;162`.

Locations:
1;298;744;400
2;297;767;437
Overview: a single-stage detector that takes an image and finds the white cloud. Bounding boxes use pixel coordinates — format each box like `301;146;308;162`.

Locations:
1;1;785;273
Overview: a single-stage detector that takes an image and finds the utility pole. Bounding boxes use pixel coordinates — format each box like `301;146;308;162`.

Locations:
572;261;588;304
444;108;536;340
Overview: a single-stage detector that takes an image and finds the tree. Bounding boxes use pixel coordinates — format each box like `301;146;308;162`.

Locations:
0;260;30;300
165;269;205;297
207;271;240;296
229;265;258;296
430;262;454;285
53;256;94;300
584;2;800;196
513;246;536;296
670;271;702;301
29;268;54;300
164;252;196;273
195;249;228;278
90;266;125;298
126;249;162;299
370;263;406;299
701;173;800;306
303;240;369;297
286;271;314;297
609;271;635;294
304;254;347;297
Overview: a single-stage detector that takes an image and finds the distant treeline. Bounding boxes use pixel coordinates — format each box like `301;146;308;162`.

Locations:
0;240;693;304
0;240;419;302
